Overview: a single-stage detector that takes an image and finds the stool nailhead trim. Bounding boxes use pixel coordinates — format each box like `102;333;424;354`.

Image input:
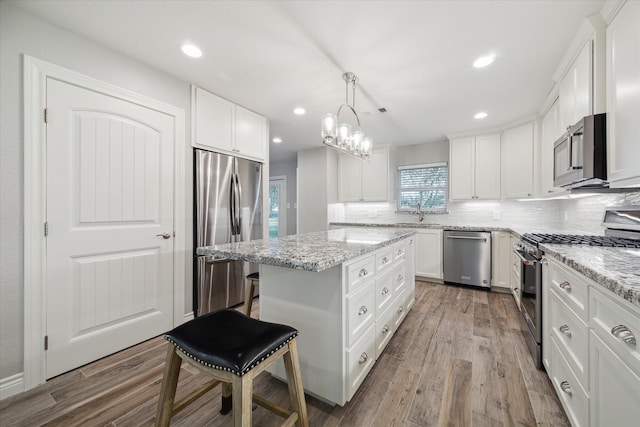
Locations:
164;332;299;377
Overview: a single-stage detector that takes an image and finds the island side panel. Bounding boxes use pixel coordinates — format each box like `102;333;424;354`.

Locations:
260;264;346;405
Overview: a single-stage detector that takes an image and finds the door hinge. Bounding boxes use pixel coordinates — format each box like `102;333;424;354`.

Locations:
44;335;49;351
44;108;48;123
44;222;49;236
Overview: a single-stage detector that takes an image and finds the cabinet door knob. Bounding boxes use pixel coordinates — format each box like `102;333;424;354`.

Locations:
382;324;390;333
611;325;636;346
382;256;389;264
381;287;389;295
560;381;573;396
358;268;368;277
359;352;369;364
398;305;404;314
559;281;572;292
358;306;368;316
397;275;403;282
559;324;572;338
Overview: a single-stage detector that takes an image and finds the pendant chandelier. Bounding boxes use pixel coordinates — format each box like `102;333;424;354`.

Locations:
321;72;372;160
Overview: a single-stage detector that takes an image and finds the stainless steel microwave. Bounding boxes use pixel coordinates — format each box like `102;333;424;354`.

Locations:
553;113;607;188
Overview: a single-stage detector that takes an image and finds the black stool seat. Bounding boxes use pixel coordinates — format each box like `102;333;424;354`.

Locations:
164;309;297;376
247;271;259;280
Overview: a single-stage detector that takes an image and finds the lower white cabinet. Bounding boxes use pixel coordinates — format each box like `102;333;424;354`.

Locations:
491;231;511;290
415;229;442;279
543;256;640;427
260;237;414;406
509;234;521;308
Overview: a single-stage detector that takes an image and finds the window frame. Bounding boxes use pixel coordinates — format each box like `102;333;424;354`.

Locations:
396;162;448;213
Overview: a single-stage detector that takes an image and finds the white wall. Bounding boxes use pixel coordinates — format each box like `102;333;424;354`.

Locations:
269;159;297;235
0;2;194;385
297;147;338;233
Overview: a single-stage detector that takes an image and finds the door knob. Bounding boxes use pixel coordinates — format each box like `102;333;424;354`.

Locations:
156;233;172;239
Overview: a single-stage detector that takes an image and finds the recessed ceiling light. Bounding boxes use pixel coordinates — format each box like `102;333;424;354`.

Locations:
473;55;494;68
293;107;306;115
474;112;488;119
272;137;282;143
181;43;202;58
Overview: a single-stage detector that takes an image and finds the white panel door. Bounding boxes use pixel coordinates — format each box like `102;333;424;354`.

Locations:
235;105;266;161
415;229;442;279
361;149;389;201
449;137;475;200
474;134;501;199
45;78;175;378
337;154;362;202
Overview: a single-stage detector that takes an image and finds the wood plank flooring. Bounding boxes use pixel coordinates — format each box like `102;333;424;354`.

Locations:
0;281;569;426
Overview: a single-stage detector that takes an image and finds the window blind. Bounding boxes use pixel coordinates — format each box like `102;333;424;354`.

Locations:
397;162;448;212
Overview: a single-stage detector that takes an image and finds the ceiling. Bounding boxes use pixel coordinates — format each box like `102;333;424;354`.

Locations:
12;0;606;162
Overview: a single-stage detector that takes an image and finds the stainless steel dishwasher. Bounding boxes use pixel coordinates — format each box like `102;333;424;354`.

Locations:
443;230;491;288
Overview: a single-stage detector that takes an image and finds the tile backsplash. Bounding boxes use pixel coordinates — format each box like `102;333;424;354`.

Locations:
329;191;640;234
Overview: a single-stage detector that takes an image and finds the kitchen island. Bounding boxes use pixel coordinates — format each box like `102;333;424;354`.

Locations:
197;228;416;405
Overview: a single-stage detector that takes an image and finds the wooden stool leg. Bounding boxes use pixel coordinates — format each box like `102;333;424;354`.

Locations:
232;371;253;427
220;382;232;415
243;279;255;317
156;345;183;427
283;340;309;427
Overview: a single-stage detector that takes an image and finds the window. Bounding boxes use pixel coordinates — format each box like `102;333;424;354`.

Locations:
397;162;448;213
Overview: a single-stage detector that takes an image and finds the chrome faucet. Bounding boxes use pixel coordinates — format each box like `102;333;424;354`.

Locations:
415;203;425;223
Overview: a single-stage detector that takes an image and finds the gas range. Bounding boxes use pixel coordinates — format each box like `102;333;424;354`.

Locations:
522;233;640;248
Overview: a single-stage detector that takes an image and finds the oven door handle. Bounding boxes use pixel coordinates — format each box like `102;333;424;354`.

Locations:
513;250;538;266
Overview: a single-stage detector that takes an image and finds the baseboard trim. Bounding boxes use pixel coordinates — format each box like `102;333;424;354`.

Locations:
0;373;25;400
183;311;194;322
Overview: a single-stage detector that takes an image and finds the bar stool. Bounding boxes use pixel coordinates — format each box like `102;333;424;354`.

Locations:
156;309;308;427
244;272;260;317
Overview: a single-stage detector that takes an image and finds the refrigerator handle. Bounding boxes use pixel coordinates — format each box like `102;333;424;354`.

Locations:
229;171;237;237
235;172;243;238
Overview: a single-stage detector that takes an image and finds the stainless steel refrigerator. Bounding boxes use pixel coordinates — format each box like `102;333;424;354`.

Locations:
194;149;262;316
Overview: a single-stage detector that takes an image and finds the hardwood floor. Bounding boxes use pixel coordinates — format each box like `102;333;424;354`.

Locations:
0;281;569;426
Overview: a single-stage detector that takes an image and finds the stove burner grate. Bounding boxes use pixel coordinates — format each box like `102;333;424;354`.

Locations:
523;233;640;248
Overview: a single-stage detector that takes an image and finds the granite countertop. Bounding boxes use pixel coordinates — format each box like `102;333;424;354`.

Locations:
330;221;640;309
197;228;416;272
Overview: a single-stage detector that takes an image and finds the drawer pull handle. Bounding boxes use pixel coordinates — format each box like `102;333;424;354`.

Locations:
397;249;403;255
559;281;572;292
381;287;389;295
358;306;368;316
382;324;390;333
559;324;572;338
611;325;636;346
398;305;404;314
359;352;369;364
358;268;368;277
382;256;389;264
560;381;572;396
397;275;403;282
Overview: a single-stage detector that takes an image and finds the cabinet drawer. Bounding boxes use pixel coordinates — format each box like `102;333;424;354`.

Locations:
376;248;394;274
375;270;394;318
347;325;376;400
347;282;375;346
392;262;406;294
346;255;375;293
375;304;395;359
550;291;589;389
589;286;640;377
393;241;407;261
550;338;589;427
393;289;408;331
549;260;589;321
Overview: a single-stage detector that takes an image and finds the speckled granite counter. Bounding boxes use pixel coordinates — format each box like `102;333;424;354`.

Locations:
330;221;640;308
197;228;416;272
541;244;640;307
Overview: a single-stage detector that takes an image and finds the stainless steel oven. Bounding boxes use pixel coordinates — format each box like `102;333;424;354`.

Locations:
513;238;543;368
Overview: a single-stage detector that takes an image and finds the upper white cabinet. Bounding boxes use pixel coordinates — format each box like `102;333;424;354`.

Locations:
449;133;501;201
192;86;267;162
559;40;593;131
501;122;534;199
337;149;389;202
606;0;640;188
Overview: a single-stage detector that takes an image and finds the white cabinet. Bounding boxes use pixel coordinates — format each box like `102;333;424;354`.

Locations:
509;234;521;308
491;231;511;291
607;0;640;188
449;134;501;200
501;122;534;199
415;229;442;279
540;99;566;196
337;149;389;202
192;86;267;161
559;40;593;131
